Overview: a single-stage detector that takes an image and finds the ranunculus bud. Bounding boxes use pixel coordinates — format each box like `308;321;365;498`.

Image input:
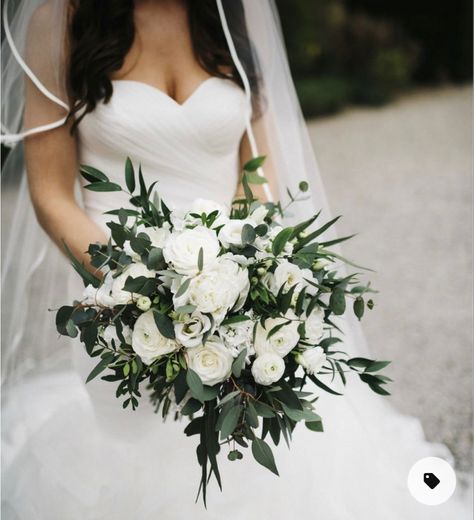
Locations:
136;296;151;311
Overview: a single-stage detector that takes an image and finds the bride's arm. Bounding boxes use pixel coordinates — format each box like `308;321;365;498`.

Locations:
238;115;280;203
24;100;107;274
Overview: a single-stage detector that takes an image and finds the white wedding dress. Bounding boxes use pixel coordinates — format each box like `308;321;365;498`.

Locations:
2;77;471;520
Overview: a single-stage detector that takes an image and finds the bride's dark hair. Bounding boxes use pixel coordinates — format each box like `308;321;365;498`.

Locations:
67;0;261;129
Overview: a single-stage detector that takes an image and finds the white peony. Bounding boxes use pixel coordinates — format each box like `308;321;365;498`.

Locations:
174;311;213;348
296;346;327;375
251;353;285;386
254;311;301;358
219;317;255;358
163;225;220;276
185;336;233;386
218;218;252;248
110;263;157;305
271;260;316;296
131;310;179;364
304;306;325;344
103;324;132;347
174;256;249;324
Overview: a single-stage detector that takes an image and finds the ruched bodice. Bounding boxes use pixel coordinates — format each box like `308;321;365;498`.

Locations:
77;77;248;228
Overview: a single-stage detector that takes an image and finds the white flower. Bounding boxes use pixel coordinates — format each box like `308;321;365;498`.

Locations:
82;271;116;307
136;296;152;311
271;260;316;296
131;310;179;365
304;306;325;344
254;311;300;358
296;347;327;375
188;199;229;228
137;223;171;249
218;218;252;248
174;256;249;324
251;353;285;386
103;324;132;347
254;225;294;260
249;204;268;225
185;336;233;386
110;263;157;305
174;311;213;348
163;225;220;276
219;317;255;358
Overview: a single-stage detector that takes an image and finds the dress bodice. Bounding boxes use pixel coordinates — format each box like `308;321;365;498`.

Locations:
77;77;248;228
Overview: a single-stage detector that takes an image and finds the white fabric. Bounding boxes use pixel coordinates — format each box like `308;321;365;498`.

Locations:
2;79;471;519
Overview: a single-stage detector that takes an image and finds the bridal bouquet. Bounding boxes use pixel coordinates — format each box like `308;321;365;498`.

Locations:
56;157;391;504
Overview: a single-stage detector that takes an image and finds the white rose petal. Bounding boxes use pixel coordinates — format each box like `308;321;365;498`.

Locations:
174;311;213;348
251;353;285;386
297;347;327;375
163;225;220;276
131;310;179;364
254;311;300;358
185;336;233;386
272;260;315;296
304;306;325;344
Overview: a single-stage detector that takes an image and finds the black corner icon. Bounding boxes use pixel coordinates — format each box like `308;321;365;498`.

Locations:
424;472;441;490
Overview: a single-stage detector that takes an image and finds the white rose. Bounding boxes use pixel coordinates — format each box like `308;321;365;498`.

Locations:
163;225;220;276
251;353;285;386
304;306;325;344
111;263;157;305
218;219;252;248
185;336;233;385
174;311;213;348
254;311;301;358
219;317;255;358
137;223;171;249
296;347;327;375
272;260;316;296
103;324;132;347
136;296;152;311
188;199;229;228
131;310;179;364
175;257;249;324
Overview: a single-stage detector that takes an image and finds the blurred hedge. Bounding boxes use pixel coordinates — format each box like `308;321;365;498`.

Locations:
276;0;471;117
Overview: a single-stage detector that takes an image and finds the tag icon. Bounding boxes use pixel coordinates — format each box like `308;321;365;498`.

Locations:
424;472;441;490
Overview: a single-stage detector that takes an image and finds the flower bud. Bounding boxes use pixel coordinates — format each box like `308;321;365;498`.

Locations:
136;296;152;311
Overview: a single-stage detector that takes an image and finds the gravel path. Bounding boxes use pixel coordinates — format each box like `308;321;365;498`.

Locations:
307;85;472;471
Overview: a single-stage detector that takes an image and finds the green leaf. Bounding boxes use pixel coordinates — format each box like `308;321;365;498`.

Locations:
175;277;191;298
299;181;309;192
125;157;135;193
305;418;324;432
147;247;163;270
251;438;279;476
245;401;259;428
186;369;205;402
365;360;391;373
294;216;341;251
307;373;343;396
272;227;294;257
228;449;243;461
221;315;251;326
181;397;202;416
216;390;240;408
353;296;364;320
241;223;257;245
198;247;204;271
243;155;266;172
253;400;276;418
245;171;268;185
86;356;112;383
330;287;346;315
175;304;197;315
79;164;109;183
65;319;78;338
84;182;122;192
232;349;247;378
281;403;320;422
56;305;74;335
62;240;101;288
220;404;242;439
153;311;176;339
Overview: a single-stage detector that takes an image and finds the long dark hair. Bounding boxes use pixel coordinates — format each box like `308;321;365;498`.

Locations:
68;0;260;129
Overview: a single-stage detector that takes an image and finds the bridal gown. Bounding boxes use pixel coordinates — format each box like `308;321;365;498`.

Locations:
2;77;471;520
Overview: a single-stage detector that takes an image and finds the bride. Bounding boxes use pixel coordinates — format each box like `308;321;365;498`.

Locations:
1;1;471;518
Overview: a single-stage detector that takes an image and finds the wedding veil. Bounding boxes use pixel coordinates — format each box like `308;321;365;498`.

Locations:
1;0;369;412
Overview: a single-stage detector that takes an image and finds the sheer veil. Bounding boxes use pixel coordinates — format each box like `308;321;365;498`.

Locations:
1;0;369;438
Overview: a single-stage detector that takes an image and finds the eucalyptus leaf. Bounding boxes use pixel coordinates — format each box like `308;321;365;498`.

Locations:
251;438;279;476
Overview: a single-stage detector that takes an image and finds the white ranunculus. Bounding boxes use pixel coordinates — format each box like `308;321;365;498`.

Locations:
251;353;285;386
218;218;252;248
110;263;157;305
185;336;233;385
271;260;316;296
296;347;327;375
174;311;213;348
131;310;179;364
82;271;116;307
136;223;171;249
163;225;220;276
219;317;255;358
103;324;132;347
254;311;301;358
175;257;249;324
304;306;325;344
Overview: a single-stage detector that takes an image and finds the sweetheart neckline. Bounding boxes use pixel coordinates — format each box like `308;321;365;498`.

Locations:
111;77;234;107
